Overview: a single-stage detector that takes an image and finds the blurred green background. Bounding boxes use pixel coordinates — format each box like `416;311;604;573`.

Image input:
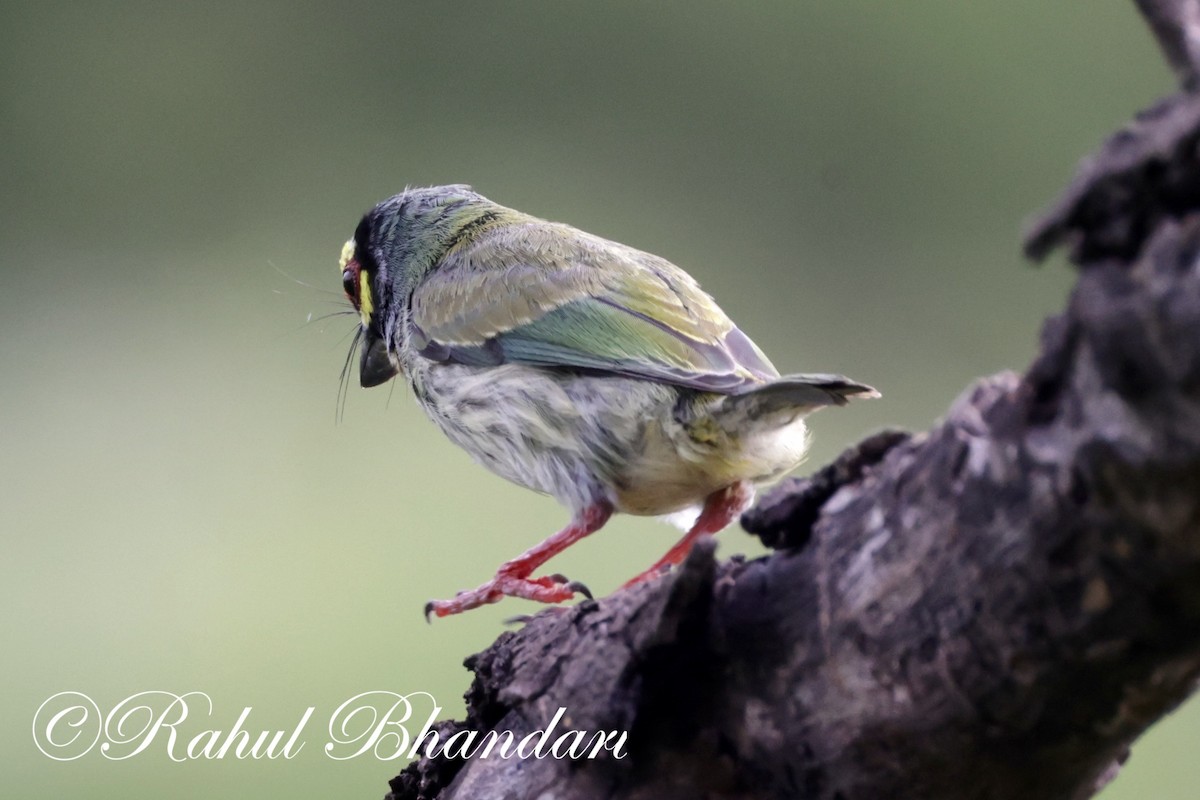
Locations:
1;1;1191;797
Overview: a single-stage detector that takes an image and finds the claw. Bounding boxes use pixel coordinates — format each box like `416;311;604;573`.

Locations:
424;601;436;624
541;573;591;599
566;580;593;600
503;614;535;626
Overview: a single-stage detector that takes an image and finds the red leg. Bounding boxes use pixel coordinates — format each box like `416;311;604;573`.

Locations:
622;481;755;589
426;502;613;619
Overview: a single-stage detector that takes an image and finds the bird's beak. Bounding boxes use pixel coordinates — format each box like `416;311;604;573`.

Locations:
359;329;399;387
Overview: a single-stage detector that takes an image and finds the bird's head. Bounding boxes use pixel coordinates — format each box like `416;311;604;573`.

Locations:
338;184;494;387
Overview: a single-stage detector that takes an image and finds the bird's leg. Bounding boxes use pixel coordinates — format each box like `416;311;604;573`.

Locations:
425;501;613;619
622;481;755;589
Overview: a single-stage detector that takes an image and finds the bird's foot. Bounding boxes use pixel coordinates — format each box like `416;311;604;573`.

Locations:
424;502;611;621
425;572;592;621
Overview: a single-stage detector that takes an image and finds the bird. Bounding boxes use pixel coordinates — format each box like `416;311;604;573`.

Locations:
336;185;878;619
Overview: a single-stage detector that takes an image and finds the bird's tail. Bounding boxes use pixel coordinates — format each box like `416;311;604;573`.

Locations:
719;373;879;424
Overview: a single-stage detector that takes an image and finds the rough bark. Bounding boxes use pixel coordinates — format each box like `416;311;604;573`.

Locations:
387;4;1200;798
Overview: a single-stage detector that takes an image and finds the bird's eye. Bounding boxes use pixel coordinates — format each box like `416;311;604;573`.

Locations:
342;264;359;307
338;238;362;310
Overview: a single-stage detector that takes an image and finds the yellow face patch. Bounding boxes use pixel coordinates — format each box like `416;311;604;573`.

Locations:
338;239;355;273
357;271;374;326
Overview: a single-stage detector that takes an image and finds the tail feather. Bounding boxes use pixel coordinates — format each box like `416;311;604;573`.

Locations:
722;373;879;421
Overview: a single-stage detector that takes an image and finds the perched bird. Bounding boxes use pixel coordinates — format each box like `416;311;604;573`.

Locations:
337;185;877;619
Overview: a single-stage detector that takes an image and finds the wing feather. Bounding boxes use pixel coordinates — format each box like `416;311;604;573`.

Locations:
408;221;778;392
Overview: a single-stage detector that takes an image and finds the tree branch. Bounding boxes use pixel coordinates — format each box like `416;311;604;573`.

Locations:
1134;0;1200;86
387;9;1200;800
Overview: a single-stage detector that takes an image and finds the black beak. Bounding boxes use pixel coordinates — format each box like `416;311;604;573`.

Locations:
359;329;399;387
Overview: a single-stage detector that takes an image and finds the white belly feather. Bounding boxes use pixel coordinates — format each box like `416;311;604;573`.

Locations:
403;357;814;517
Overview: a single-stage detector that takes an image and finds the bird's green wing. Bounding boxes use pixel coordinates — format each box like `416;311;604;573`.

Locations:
408;222;779;392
